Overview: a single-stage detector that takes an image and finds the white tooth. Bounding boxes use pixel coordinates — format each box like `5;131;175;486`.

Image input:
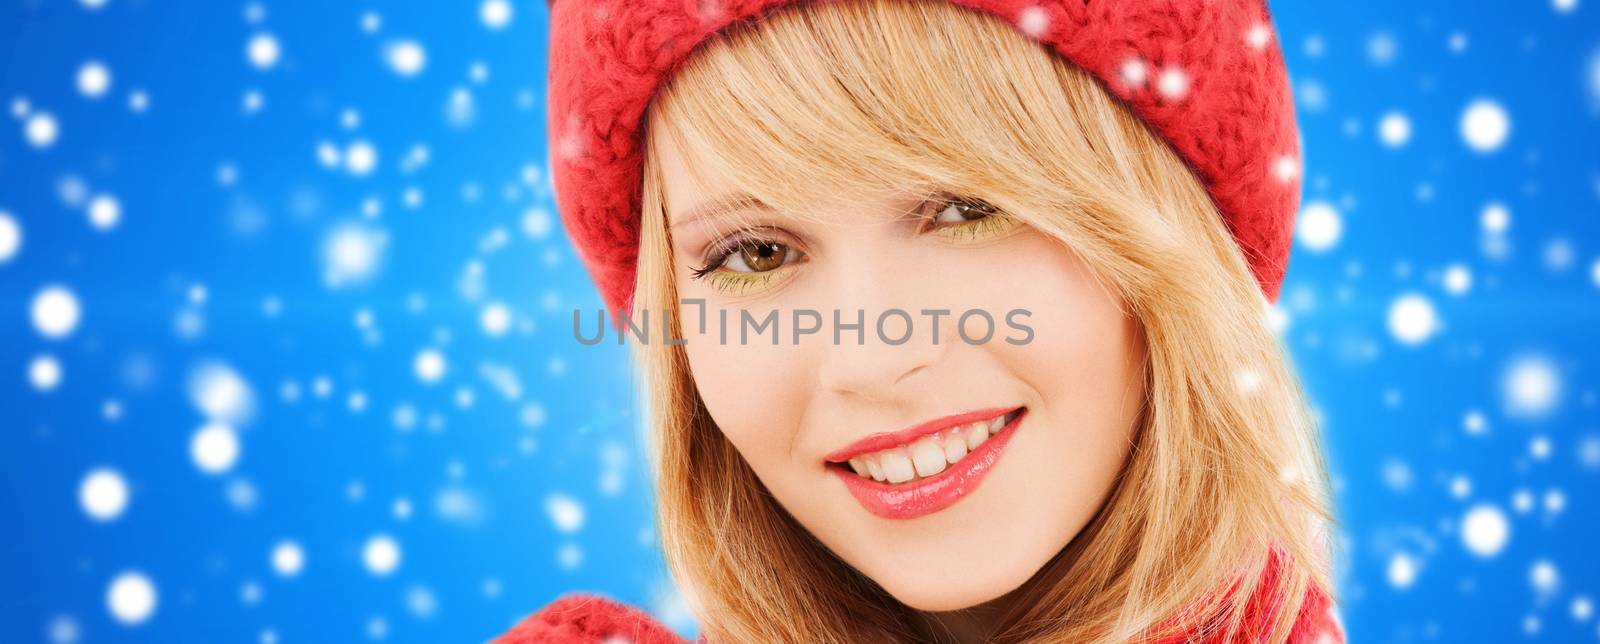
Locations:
943;433;968;463
910;438;947;478
881;450;916;484
848;458;868;477
989;414;1006;434
866;458;886;482
965;423;989;450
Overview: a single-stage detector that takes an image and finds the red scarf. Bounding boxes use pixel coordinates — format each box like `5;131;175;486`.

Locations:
496;550;1345;643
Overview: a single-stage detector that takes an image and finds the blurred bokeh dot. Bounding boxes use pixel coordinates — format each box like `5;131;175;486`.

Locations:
0;211;20;262
31;285;81;339
271;541;304;577
190;423;241;474
80;468;129;522
29;354;63;392
364;534;401;576
1462;504;1511;557
106;572;157;625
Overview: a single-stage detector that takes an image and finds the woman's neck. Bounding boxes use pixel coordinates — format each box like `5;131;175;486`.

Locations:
916;583;1029;643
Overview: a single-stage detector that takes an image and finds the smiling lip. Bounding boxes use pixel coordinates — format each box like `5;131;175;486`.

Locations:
827;407;1026;520
824;407;1019;464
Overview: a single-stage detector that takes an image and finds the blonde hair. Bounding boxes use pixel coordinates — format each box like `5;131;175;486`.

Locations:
630;1;1336;641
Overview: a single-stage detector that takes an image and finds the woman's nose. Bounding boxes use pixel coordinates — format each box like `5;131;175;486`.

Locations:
815;309;948;402
812;268;951;404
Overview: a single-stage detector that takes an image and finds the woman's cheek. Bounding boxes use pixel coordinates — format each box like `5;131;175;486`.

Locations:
682;323;811;469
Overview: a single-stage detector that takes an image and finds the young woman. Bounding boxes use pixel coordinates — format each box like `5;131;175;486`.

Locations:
503;0;1343;641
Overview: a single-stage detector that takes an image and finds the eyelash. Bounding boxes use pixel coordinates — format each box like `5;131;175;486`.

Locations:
688;194;1017;294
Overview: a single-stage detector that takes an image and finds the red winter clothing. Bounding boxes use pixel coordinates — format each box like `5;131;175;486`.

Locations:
494;547;1345;643
546;0;1307;324
496;592;690;644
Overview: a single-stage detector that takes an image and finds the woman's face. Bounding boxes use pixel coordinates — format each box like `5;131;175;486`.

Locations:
656;133;1147;612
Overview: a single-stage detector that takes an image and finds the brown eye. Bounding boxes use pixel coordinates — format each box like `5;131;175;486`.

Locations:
689;233;805;283
931;196;998;225
728;240;792;273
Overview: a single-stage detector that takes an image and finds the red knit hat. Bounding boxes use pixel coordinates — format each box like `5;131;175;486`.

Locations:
546;0;1302;320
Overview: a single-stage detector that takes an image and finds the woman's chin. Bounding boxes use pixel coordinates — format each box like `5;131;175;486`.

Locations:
884;585;1015;613
871;561;1035;613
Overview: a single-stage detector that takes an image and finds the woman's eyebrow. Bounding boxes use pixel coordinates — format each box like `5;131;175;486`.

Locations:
669;192;771;230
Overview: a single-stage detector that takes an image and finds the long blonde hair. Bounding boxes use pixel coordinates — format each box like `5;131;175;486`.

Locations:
629;1;1336;641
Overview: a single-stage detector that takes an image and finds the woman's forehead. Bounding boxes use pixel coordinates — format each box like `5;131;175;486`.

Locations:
654;126;932;230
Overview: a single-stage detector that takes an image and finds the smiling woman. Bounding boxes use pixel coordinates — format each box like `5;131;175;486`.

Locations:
507;0;1342;642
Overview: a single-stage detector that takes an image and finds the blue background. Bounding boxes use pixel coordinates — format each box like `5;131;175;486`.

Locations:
1;0;1597;642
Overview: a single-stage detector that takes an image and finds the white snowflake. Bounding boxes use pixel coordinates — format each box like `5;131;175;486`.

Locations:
1016;6;1049;38
1299;34;1324;58
1480;201;1511;234
1386;551;1420;589
557;543;584;570
87;194;121;230
1366;31;1399;66
481;302;512;337
1460;98;1510;152
445;87;476;127
247;33;281;70
47;614;79;644
76;61;111;98
1543;238;1574;272
1297;201;1342;252
363;534;402;576
191;423;241;474
414;348;447;383
1530;560;1560;595
1573;596;1594;622
128;89;149;112
322;222;387;286
405;585;438;619
29;354;64;392
0;211;20;262
1272;154;1299;183
384;39;427;77
1378;111;1411;147
1502;354;1561;418
1442;263;1472;296
1461;504;1510;557
546;493;585;533
106;572;158;625
187;361;257;425
272;541;305;577
31;285;81;339
25;112;59;148
80;467;129;521
1246;23;1272;50
344;140;378;176
481;0;513;29
1156;66;1188;100
1387;293;1439;345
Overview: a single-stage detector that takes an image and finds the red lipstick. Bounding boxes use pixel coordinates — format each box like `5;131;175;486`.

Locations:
828;406;1026;520
824;407;1018;464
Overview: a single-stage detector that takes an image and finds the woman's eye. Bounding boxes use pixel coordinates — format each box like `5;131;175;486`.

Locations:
687;195;1014;295
924;195;1018;240
689;237;803;295
722;240;795;273
930;196;998;225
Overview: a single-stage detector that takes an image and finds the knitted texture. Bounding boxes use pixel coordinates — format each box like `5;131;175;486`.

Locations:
495;592;695;644
493;546;1346;642
546;0;1304;321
